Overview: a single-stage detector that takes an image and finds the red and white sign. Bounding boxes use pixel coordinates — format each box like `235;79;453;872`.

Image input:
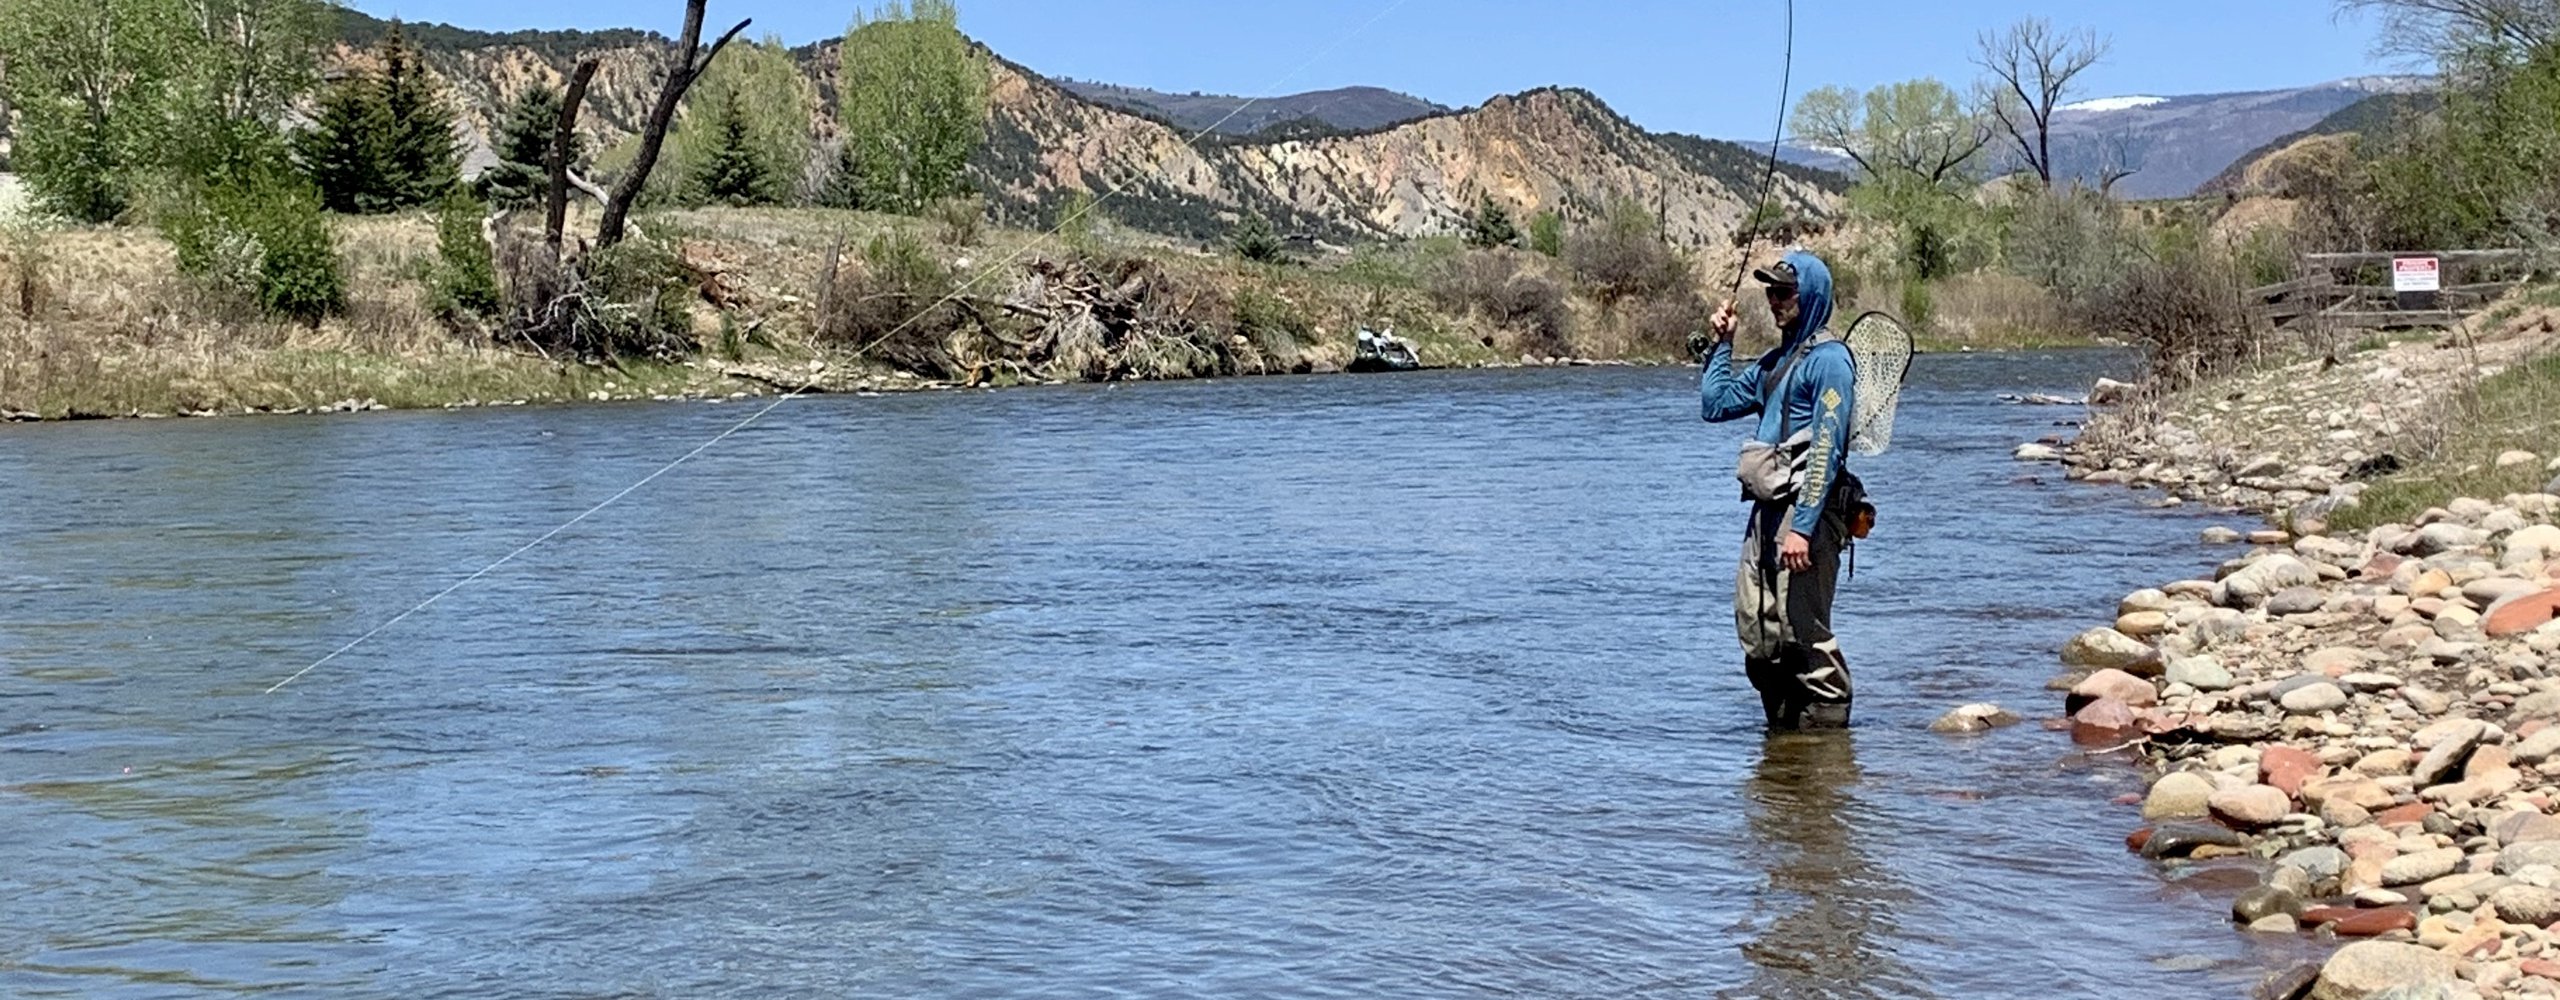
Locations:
2393;256;2442;293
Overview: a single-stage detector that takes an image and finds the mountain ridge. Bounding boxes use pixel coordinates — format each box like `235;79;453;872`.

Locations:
328;10;1845;246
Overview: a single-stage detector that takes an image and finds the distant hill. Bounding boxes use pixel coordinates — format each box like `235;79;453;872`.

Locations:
2198;91;2440;195
1770;77;2433;200
1054;80;1451;138
328;12;1847;246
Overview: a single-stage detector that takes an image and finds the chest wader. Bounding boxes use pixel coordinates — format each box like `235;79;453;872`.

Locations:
1731;340;1859;731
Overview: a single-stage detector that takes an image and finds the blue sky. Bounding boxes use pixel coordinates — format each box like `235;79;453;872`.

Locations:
353;0;2399;139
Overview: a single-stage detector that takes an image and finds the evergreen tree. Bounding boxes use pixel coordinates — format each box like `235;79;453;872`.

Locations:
290;21;460;213
295;76;395;213
1465;198;1521;248
693;88;772;205
377;23;459;205
478;84;580;208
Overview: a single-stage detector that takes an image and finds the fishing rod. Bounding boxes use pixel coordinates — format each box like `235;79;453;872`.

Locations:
1730;0;1797;300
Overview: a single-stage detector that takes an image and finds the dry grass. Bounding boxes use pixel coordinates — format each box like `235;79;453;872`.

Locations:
0;215;727;417
2338;343;2560;529
1905;271;2076;350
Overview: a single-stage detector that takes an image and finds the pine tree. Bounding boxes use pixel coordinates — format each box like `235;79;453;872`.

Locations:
479;84;580;208
693;88;772;206
1466;198;1521;249
295;76;395;214
378;23;459;206
291;21;459;213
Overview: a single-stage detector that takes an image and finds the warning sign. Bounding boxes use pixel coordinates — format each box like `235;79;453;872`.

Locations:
2393;256;2442;293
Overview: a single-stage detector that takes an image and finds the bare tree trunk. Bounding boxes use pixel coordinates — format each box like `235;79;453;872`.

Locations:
546;58;601;253
596;0;750;249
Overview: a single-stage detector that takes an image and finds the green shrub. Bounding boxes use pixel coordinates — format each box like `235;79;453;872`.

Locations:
1898;277;1935;331
1232;284;1313;370
1528;209;1564;258
165;173;345;323
1229;212;1285;263
430;191;500;318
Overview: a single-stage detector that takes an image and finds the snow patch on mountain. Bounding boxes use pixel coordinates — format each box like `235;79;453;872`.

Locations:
2061;95;2169;113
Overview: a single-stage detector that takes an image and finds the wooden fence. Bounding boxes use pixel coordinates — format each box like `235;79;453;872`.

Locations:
2247;249;2533;333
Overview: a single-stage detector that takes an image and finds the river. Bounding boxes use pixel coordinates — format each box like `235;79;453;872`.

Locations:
2;354;2317;997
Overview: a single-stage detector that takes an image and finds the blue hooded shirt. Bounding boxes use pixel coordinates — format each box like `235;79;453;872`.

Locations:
1699;250;1856;538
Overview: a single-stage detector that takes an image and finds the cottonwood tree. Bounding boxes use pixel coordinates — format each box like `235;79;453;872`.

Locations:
1790;79;1992;191
0;0;177;220
832;0;989;213
1974;18;2109;188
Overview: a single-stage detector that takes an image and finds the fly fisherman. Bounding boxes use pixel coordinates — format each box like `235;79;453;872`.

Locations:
1699;251;1862;730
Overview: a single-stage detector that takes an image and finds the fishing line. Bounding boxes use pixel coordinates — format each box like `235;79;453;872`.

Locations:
1728;0;1796;299
268;0;1412;693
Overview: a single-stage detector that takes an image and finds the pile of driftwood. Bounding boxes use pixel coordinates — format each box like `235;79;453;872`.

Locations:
820;249;1302;385
997;256;1231;382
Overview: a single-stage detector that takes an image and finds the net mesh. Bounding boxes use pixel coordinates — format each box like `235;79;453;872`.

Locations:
1843;311;1914;456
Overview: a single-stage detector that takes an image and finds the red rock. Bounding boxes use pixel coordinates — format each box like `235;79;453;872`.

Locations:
2127;827;2154;852
2362;553;2404;580
2377;802;2434;828
2525;720;2551;739
2112;792;2143;806
2068;669;2160;713
2524;959;2560;980
2073;697;2139;732
2318;907;2419;937
2488;588;2560;638
2261;745;2322;797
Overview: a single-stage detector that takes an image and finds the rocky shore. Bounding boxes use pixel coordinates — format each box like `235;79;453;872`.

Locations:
2020;323;2560;998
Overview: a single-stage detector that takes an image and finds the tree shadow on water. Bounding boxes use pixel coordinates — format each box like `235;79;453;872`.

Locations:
1724;730;1935;1000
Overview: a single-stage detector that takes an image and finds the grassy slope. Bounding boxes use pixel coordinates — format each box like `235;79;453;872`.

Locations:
2335;285;2560;529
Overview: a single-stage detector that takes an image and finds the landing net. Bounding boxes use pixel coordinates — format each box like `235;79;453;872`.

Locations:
1843;310;1913;456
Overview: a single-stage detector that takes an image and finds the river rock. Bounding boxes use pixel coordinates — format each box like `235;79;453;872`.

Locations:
2500;450;2542;468
2204;526;2245;545
2072;697;2139;732
1929;703;2023;734
2220;554;2321;609
2015;443;2061;462
2211;784;2294;829
2492;884;2560;926
2121;588;2176;615
2403;686;2453;716
2308;906;2421;938
2310;941;2457;999
2260;745;2323;796
2512;689;2560;722
2281;682;2350;715
2145;771;2216;820
2498;841;2560;875
2235;884;2307;923
2509;525;2560;563
2280;845;2350;881
2354;748;2414;777
2487;588;2560;638
2468;577;2544;608
2142;821;2251;859
2305;647;2370;676
2413;719;2489;787
2060;628;2159;674
2382;847;2466;886
2267;587;2329;616
2514;726;2560;765
2115;610;2171;638
2166;656;2236;692
2547;473;2560;497
2405;523;2488;557
2070;669;2159;712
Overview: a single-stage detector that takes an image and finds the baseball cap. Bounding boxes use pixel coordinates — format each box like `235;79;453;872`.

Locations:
1752;260;1798;292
